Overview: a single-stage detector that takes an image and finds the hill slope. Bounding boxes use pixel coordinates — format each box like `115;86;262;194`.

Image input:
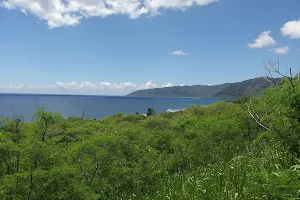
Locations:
127;77;280;98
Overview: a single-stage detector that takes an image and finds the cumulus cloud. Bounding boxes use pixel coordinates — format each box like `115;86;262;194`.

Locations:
79;82;97;89
0;0;14;9
99;82;112;90
50;82;77;90
141;81;158;90
269;46;290;55
172;50;188;56
0;0;217;28
248;31;277;48
146;0;217;15
280;19;300;39
162;83;174;87
0;81;175;95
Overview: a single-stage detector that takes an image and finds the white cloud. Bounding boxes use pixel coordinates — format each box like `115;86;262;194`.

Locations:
79;82;96;89
269;46;290;55
20;8;27;15
121;82;137;89
145;0;217;15
172;50;188;56
15;84;25;89
50;82;77;90
28;85;42;89
0;1;14;9
162;83;174;87
248;31;277;48
280;19;300;39
99;82;112;90
0;0;217;28
141;80;158;89
0;81;175;95
110;82;137;90
180;84;186;86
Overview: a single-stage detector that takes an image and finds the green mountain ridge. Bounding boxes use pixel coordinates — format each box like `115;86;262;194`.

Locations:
127;77;281;98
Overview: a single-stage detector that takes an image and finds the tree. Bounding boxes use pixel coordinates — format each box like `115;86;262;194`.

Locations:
248;60;300;159
147;108;156;116
33;107;63;142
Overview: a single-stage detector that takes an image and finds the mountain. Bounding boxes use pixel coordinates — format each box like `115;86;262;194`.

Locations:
127;77;281;98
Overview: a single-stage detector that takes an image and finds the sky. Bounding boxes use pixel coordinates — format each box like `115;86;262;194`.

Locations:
0;0;299;95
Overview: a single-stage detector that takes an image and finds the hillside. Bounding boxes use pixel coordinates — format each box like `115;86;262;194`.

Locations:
1;76;300;199
127;77;281;98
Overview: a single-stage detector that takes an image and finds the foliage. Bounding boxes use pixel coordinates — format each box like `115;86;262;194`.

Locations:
124;143;295;200
249;77;300;159
146;108;156;116
1;78;300;200
235;96;250;104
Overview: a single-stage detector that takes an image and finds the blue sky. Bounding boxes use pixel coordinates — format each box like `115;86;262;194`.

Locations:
0;0;299;95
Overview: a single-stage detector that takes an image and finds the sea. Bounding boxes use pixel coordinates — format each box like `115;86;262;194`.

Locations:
0;94;227;121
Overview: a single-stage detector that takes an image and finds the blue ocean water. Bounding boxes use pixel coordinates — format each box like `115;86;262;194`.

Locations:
0;94;226;121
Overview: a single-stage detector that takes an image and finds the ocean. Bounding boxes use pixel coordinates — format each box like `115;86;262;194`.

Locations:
0;94;227;121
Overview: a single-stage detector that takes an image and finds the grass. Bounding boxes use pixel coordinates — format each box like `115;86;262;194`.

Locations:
109;142;294;200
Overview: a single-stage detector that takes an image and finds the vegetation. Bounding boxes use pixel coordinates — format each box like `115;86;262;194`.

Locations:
146;108;156;116
127;77;281;98
1;74;300;199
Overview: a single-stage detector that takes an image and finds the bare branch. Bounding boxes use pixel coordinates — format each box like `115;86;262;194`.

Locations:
247;101;272;131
